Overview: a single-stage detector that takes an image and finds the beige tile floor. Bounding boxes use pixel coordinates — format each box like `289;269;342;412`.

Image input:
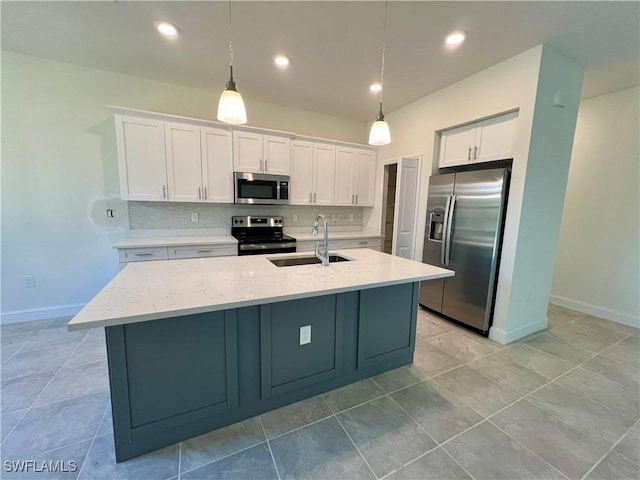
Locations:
0;305;638;479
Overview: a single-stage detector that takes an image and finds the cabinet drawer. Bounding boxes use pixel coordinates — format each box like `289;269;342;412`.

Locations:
168;244;237;260
342;238;382;250
119;247;169;263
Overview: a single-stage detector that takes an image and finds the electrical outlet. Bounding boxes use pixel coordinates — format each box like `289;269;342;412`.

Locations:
24;275;35;288
191;212;199;222
349;213;354;222
299;325;311;345
106;209;114;218
331;214;336;223
292;213;298;223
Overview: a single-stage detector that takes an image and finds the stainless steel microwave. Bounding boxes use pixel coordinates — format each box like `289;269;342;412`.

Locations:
234;172;290;205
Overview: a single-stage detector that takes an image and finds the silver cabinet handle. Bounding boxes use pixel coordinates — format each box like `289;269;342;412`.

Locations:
197;249;213;253
134;253;154;257
198;187;201;200
358;241;367;245
352;194;354;204
474;146;478;160
265;158;268;172
162;185;166;199
259;159;263;172
204;187;208;200
309;193;312;202
313;192;317;202
355;194;358;204
468;147;472;160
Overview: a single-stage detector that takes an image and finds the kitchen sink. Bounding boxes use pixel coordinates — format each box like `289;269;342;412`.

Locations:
269;254;352;267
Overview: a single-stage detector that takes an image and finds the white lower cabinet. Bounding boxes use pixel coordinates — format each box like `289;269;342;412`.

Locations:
296;237;382;253
167;244;237;260
117;243;236;269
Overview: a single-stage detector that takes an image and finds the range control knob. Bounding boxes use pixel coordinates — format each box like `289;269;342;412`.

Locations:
234;219;238;224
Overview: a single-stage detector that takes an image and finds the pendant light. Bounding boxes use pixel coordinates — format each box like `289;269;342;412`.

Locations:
217;0;247;124
368;0;391;146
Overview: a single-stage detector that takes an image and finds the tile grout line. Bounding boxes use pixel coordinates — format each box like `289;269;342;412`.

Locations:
177;439;268;478
440;445;478;480
332;411;379;479
76;400;111;480
0;334;87;450
258;416;282;480
488;419;571;480
579;419;640;479
177;442;182;480
605;419;640;468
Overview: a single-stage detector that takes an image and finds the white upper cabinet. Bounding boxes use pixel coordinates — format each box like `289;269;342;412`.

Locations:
290;140;314;204
290;141;336;205
165;122;202;202
333;147;376;206
201;127;233;203
355;149;376;206
233;131;290;175
115;115;168;201
439;111;518;168
263;135;290;175
313;143;336;205
334;147;357;205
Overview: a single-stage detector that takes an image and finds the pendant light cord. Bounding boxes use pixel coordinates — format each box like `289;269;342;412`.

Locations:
378;0;388;111
228;0;234;69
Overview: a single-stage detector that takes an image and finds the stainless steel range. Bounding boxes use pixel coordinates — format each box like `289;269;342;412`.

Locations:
231;215;297;256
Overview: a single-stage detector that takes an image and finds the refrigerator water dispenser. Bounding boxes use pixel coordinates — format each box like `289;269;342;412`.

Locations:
428;211;445;241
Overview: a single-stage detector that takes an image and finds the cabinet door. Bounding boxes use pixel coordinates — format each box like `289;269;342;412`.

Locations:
475;112;518;163
290;141;313;205
334;147;356;206
313;143;336;205
355;149;376;206
201;127;233;203
165;122;202;202
263;135;290;175
439;125;477;168
233;131;262;173
115;115;167;201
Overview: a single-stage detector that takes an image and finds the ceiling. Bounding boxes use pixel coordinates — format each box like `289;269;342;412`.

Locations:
2;1;639;122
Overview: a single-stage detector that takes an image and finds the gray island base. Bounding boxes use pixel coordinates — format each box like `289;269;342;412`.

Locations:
68;249;453;461
107;282;420;462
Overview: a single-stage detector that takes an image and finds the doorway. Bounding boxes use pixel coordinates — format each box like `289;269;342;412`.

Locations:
381;164;397;254
380;156;421;259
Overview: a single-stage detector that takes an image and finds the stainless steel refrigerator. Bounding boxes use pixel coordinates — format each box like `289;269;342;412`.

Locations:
419;168;509;334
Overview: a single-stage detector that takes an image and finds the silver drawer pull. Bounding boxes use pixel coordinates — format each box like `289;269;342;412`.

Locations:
134;253;154;257
358;241;368;245
197;250;213;253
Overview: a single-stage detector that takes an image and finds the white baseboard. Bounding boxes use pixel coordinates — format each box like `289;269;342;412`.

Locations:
549;295;640;329
0;304;85;325
489;318;548;345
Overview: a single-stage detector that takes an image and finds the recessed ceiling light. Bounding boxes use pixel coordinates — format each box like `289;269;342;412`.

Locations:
273;55;290;68
445;30;466;47
369;83;382;93
155;21;178;38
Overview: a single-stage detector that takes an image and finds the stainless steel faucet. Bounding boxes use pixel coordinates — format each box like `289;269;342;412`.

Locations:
311;214;329;266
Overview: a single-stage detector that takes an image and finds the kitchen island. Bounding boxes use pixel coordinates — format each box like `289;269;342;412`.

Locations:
69;249;453;461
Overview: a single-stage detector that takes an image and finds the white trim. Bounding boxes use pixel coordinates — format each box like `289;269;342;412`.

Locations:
489;318;548;345
549;295;640;329
0;304;85;325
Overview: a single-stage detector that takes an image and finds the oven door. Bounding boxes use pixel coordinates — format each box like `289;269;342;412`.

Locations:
238;242;297;256
234;172;290;205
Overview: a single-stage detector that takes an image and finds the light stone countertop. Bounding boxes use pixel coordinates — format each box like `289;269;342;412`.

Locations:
113;236;238;249
68;249;453;331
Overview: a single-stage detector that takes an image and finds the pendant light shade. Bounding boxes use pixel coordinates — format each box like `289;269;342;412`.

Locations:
368;104;391;146
218;66;247;124
368;1;391;146
217;0;247;124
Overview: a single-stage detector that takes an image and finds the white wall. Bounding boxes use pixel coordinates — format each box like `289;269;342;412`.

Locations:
551;87;640;327
367;45;584;343
0;51;367;323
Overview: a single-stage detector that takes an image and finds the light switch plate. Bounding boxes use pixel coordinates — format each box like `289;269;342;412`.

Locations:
299;325;311;345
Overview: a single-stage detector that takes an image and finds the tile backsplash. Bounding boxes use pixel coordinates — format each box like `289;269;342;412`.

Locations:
128;202;364;230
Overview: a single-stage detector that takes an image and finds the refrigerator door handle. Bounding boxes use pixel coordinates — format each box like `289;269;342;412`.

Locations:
444;195;456;266
441;195;453;265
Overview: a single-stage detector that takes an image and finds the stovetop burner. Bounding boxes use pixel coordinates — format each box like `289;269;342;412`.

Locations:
231;215;297;256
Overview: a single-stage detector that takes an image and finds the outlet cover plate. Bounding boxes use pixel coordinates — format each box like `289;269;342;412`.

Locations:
299;325;311;345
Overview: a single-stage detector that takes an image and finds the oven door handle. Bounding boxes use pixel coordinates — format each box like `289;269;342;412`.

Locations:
239;242;297;251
